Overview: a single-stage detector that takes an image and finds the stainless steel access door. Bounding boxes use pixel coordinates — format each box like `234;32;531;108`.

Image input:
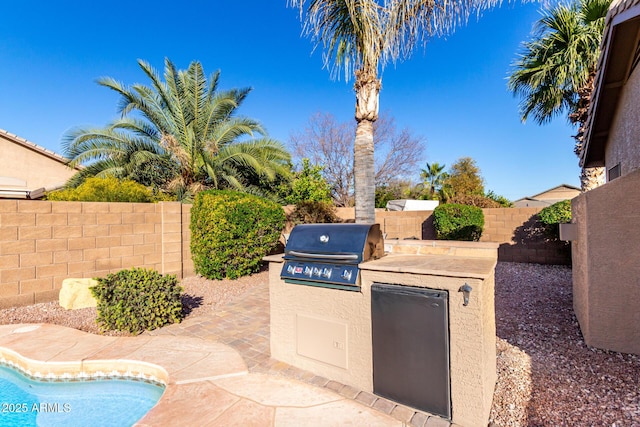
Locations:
371;283;451;419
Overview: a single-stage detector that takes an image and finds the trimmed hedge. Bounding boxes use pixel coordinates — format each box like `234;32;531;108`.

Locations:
190;190;286;279
538;200;572;240
433;203;484;241
91;268;183;334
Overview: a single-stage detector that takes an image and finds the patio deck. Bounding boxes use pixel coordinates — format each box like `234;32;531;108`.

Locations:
0;281;448;427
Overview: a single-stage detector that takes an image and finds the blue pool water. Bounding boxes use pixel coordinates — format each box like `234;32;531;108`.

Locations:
0;365;165;427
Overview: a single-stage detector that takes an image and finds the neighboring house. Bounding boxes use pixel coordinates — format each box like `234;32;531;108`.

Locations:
570;0;640;356
0;128;78;198
513;184;581;207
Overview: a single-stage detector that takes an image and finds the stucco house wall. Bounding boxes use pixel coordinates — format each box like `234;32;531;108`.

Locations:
571;169;640;355
572;0;640;355
604;62;640;177
0;129;77;190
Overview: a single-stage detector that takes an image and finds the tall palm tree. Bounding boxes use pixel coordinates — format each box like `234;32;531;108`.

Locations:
420;162;447;199
63;58;291;201
508;0;612;191
289;0;502;223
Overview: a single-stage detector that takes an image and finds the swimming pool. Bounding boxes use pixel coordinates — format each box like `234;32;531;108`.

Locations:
0;364;165;427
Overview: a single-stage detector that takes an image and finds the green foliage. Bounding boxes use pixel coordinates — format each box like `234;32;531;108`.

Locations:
420;162;448;200
508;0;612;125
47;176;154;202
285;159;332;204
449;194;501;208
63;58;290;202
190;190;286;279
446;157;484;197
90;268;183;334
538;200;572;239
433;204;484;241
485;190;513;207
289;201;340;224
375;185;401;208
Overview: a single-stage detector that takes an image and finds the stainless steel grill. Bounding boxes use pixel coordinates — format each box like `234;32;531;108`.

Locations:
280;223;384;291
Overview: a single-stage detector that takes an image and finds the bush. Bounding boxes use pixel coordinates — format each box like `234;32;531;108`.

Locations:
449;194;502;208
284;159;333;204
47;176;154;202
91;268;183;334
289;200;340;224
538;200;572;239
190;190;286;279
433;204;484;241
485;190;513;207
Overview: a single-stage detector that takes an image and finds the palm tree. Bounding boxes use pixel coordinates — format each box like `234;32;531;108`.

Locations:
508;0;612;191
420;162;447;199
289;0;502;223
63;58;291;201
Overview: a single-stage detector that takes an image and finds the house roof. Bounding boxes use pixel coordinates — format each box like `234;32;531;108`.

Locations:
0;127;73;166
581;0;640;167
528;184;581;200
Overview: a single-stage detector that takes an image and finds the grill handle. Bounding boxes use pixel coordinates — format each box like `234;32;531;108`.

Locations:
286;251;359;261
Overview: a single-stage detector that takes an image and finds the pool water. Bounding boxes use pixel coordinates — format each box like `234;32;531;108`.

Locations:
0;365;165;427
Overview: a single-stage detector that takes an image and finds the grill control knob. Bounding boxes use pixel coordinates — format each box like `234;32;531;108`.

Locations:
321;268;332;279
341;269;352;281
312;267;321;276
287;265;295;274
304;266;313;277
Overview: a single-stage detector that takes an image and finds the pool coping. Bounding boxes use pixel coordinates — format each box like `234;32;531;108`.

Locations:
0;323;403;426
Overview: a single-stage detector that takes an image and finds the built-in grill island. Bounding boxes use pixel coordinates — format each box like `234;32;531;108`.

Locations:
265;227;498;427
280;223;384;291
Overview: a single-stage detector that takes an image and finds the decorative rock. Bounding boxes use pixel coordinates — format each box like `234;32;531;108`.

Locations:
59;278;98;310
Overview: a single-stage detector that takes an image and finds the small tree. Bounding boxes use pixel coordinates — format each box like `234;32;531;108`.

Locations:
284;158;332;204
290;112;425;206
420;162;448;200
446;157;485;197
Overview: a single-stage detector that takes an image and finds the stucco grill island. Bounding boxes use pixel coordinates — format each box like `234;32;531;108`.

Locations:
266;226;499;426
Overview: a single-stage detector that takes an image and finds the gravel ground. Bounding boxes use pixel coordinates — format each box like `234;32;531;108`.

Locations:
0;262;638;426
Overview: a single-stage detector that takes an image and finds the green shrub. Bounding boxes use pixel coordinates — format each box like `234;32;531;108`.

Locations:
433;204;484;241
289;200;340;224
538;200;572;239
485;190;513;207
47;176;154;202
190;190;286;279
90;268;183;334
449;194;502;208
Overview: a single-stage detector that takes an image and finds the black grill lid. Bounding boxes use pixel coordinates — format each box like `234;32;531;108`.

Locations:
284;223;383;264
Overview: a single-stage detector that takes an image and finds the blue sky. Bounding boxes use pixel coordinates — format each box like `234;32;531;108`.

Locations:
0;0;581;201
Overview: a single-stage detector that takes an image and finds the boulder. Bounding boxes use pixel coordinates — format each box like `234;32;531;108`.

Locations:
59;278;98;310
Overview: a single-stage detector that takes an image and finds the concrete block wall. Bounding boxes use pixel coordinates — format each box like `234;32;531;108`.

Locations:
0;200;189;309
331;207;570;264
481;207;571;265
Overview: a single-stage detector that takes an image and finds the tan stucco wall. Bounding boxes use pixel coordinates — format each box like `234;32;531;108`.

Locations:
269;242;497;426
0;134;77;189
604;63;640;178
571;168;640;355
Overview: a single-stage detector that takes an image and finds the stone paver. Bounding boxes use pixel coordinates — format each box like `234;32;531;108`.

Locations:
0;275;450;426
145;280;446;425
